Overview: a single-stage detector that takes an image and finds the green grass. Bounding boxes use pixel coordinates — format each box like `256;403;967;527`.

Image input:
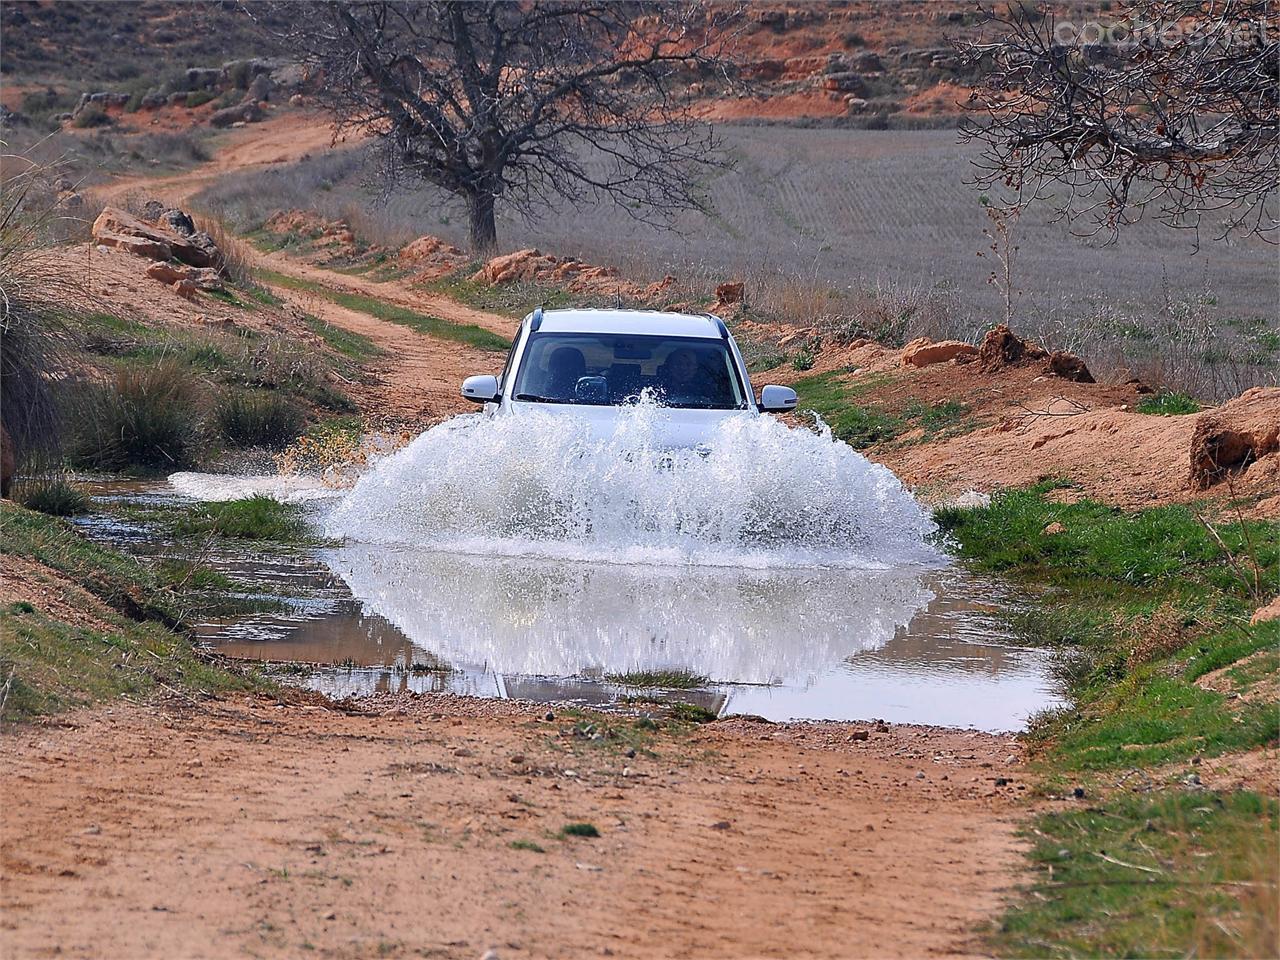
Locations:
604;669;710;689
0;503;266;720
215;390;306;449
424;267;579;315
172;496;313;543
1;502;180;626
303;314;384;361
14;476;90;516
509;839;546;853
255;268;510;352
940;485;1280;956
994;791;1278;959
792;371;978;448
558;822;600;839
1137;391;1201;415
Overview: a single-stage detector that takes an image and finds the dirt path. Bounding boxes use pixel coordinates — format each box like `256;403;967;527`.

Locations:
0;695;1026;960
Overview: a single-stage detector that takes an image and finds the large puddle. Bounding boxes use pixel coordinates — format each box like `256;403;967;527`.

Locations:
78;397;1064;733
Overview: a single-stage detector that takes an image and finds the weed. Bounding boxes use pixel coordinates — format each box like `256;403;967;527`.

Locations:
1137;391;1201;415
172;496;311;543
215;391;305;450
605;669;709;689
668;702;720;724
14;476;89;516
509;839;546;853
71;106;112;129
559;823;600;839
303;314;383;361
70;361;206;471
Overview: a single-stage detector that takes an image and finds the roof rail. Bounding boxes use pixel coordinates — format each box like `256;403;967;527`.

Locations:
706;313;730;340
530;306;544;331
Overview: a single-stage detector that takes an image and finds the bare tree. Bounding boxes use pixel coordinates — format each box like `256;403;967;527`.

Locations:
269;1;741;252
958;0;1278;242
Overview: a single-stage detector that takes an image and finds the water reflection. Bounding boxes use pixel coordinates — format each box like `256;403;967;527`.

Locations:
202;546;1062;730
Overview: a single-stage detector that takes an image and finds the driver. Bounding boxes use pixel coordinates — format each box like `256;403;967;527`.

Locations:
544;346;586;399
659;348;705;398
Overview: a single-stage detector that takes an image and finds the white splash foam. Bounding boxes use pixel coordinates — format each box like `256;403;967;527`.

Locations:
323;399;939;569
167;472;343;504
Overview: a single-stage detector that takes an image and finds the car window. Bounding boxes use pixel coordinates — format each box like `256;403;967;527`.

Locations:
512;333;746;409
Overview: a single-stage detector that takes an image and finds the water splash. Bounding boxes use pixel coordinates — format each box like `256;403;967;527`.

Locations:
323;398;938;568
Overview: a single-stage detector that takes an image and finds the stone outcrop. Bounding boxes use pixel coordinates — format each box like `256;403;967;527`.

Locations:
144;262;223;290
210;101;263;128
92;207;221;271
900;337;977;368
1188;386;1280;489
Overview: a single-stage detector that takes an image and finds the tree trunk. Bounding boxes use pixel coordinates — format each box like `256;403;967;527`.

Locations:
466;191;498;254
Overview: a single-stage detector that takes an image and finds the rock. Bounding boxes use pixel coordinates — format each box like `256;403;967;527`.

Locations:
1072;786;1086;798
140;199;166;222
139;92;168;110
849;51;883;72
1042;521;1065;535
846;97;870;113
901;337;978;368
715;280;745;304
473;248;552;284
849;730;869;741
185;67;222;90
978;324;1047;369
709;821;731;830
289;93;305;106
161;208;197;237
508;754;525;765
1188;387;1280;489
210;101;263;128
95;232;171;261
1250;596;1280;625
246;73;275;103
172;279;198;299
399;234;464;264
822;71;867;94
92;207;220;270
145;262;223;290
1046;350;1094;383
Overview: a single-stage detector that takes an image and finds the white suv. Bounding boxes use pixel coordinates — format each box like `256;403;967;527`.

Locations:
461;308;797;447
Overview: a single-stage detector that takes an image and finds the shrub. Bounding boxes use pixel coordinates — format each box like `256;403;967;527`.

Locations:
72;361;205;471
1137;391;1201;415
215;391;305;449
14;475;89;516
71;106;112;129
184;90;217;109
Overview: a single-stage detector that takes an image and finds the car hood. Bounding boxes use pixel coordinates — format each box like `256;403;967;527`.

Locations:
506;400;751;448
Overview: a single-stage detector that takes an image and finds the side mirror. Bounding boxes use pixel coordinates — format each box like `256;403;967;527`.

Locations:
759;384;798;413
461;374;500;403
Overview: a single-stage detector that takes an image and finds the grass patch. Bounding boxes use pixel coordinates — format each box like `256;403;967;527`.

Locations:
993;791;1278;959
256;268;510;352
172;496;312;543
667;702;720;724
509;839;546;853
1;502;179;626
13;476;90;516
1137;391;1201;415
424;267;579;315
71;361;206;471
303;314;384;361
558;822;600;839
0;503;267;720
215;390;306;450
941;485;1280;955
604;669;709;689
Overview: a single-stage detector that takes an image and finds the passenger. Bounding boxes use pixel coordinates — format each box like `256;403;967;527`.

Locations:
544;346;586;399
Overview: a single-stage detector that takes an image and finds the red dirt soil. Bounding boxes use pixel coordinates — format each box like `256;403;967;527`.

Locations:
0;695;1028;959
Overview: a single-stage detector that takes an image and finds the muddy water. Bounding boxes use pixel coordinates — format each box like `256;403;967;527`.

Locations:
77;480;1063;731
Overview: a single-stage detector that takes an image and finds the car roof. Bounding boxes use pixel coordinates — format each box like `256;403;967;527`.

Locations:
530;308;726;339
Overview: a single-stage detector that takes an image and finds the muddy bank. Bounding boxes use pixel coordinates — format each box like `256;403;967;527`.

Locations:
0;693;1026;959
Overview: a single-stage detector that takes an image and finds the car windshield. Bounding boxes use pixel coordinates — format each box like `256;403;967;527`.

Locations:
512;333;747;409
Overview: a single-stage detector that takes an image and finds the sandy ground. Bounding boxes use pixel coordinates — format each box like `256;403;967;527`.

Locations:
0;694;1027;960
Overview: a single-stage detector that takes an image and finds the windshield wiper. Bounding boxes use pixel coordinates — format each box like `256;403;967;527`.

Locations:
513;393;574;404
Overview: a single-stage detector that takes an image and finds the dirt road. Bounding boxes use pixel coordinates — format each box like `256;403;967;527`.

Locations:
0;695;1026;959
